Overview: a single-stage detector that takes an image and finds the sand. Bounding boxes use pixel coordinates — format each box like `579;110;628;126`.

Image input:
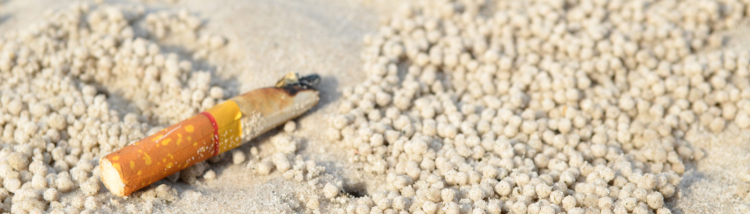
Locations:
0;0;749;213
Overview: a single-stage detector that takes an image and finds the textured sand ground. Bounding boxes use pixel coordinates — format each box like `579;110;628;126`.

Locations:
1;0;749;213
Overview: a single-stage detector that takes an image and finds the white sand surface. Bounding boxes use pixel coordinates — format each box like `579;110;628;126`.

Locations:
0;0;749;213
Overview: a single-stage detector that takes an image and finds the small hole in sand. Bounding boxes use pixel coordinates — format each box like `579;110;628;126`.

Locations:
342;183;367;198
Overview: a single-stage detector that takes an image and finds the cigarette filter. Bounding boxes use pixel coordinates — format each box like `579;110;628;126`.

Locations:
100;73;321;197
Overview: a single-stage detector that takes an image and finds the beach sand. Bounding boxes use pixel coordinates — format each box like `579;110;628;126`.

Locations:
0;0;748;213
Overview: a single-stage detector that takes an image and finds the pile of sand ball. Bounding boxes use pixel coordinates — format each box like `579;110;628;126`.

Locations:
3;0;750;213
320;0;750;213
0;2;231;213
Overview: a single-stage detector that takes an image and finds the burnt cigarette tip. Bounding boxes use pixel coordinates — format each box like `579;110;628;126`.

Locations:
275;72;321;90
299;74;321;89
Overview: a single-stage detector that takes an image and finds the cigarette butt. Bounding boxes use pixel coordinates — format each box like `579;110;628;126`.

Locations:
100;73;320;197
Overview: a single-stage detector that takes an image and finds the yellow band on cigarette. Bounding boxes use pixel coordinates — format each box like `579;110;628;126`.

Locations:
204;100;243;154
